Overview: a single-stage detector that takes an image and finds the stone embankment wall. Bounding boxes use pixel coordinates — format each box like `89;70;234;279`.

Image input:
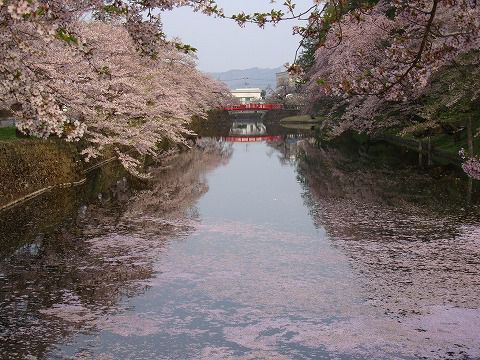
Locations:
0;140;83;209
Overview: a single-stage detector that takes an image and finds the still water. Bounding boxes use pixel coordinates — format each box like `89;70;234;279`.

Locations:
1;126;480;359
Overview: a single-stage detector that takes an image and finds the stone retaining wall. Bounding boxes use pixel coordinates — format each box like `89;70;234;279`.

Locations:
0;140;82;208
0;119;15;128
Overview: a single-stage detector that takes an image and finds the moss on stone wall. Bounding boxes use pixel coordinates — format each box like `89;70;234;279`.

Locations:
0;140;82;207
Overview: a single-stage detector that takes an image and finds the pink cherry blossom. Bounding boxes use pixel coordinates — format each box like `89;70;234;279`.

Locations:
0;0;231;175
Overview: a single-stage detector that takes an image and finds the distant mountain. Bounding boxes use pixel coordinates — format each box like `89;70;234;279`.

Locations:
208;67;283;90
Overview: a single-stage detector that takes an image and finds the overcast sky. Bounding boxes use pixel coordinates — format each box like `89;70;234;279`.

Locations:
161;0;314;73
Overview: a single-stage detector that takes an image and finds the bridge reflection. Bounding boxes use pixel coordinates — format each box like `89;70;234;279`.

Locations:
219;120;308;143
224;121;278;142
229;121;267;136
223;135;284;143
222;103;283;111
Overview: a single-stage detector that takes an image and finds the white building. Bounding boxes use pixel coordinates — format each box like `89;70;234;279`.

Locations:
231;88;263;104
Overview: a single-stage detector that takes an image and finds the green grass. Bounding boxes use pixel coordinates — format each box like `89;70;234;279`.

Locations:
426;116;480;157
281;123;317;130
431;131;480;156
390;111;480;159
0;127;17;141
280;115;321;123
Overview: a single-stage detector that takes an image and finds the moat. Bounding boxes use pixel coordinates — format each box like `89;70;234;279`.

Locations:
1;119;479;359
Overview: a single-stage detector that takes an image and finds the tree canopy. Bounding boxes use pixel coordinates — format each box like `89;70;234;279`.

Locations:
1;0;479;177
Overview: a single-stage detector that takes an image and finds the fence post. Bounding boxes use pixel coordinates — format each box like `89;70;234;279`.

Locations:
418;140;423;167
427;136;432;166
467;115;474;155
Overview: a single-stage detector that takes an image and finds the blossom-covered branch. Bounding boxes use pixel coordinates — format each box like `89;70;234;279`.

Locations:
1;0;231;175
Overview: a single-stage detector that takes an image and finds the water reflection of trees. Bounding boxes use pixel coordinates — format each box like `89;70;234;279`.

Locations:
127;139;232;221
297;141;480;317
0;140;232;359
266;134;312;166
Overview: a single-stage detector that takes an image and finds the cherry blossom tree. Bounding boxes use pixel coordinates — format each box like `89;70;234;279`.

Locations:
306;1;479;97
2;0;479;176
0;0;231;175
291;0;480;177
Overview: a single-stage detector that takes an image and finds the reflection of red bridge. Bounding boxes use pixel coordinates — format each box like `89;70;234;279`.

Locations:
222;103;283;111
222;135;283;143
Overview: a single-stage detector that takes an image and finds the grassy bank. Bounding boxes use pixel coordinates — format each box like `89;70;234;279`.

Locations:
0;139;83;208
280;115;320;130
382;115;480;166
427;117;480;157
309;107;479;167
0;127;17;141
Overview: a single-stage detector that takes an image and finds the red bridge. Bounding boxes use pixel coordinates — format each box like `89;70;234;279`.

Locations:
222;103;283;111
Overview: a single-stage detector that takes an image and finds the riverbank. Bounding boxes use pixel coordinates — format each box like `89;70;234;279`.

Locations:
0;110;226;210
284;112;479;169
0;109;222;210
0;140;82;209
0;138;119;210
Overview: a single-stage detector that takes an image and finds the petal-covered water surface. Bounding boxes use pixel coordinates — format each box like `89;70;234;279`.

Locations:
1;136;479;359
